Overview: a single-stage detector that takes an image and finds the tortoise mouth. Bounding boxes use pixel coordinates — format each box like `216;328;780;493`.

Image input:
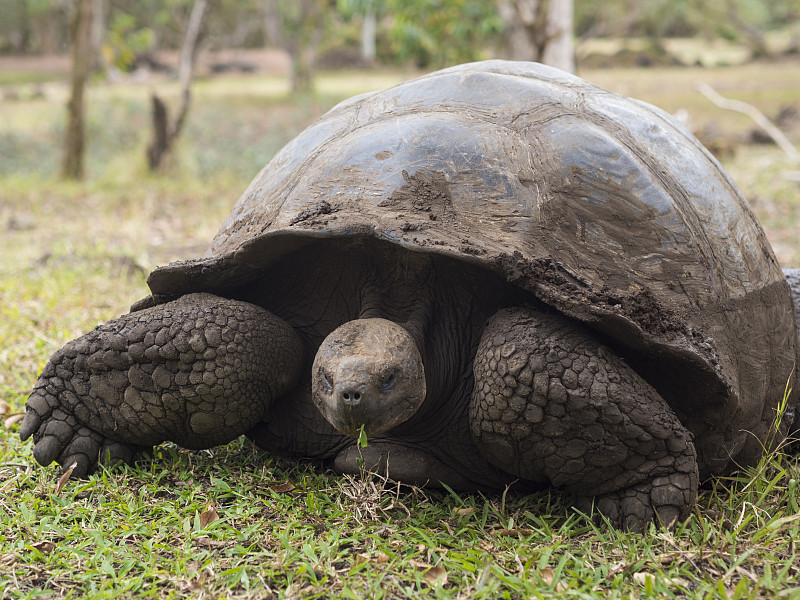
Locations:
311;318;426;438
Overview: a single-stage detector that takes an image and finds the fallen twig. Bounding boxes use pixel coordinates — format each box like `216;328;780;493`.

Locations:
696;81;799;162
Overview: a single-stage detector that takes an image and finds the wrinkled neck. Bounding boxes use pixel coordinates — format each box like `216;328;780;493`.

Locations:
357;250;433;354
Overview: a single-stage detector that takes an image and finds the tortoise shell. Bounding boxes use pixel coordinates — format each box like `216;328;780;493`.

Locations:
142;60;796;477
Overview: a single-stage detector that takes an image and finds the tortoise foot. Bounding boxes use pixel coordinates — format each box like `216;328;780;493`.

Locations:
577;471;697;531
21;293;304;477
21;387;146;478
471;306;699;531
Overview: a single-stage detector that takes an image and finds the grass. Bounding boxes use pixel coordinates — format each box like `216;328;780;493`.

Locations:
1;61;800;598
1;438;798;598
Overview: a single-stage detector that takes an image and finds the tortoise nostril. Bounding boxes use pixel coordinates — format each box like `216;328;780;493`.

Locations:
341;389;362;406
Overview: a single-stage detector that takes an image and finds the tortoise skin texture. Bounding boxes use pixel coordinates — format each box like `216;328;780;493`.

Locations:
20;61;798;531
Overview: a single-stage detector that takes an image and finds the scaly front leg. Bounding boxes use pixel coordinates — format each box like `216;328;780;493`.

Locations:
20;293;303;477
470;307;699;531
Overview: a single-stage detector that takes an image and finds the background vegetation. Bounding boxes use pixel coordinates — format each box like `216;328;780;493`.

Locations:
2;0;800;71
1;1;800;598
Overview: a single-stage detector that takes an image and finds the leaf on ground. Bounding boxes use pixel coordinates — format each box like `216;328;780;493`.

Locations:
735;565;759;583
540;567;569;591
454;507;475;516
607;562;626;579
409;559;448;585
352;551;390;566
634;571;691;587
177;577;205;593
0;401;10;415
198;503;219;528
656;550;700;566
30;541;56;554
194;536;226;548
54;462;77;495
269;481;296;493
495;528;535;536
607;551;697;581
3;413;24;428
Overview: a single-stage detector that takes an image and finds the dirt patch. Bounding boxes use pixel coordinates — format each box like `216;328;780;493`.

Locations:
493;251;689;338
380;170;454;221
580;47;684;69
0;54;70;74
290;200;336;226
0;48;290;82
196;48;290;76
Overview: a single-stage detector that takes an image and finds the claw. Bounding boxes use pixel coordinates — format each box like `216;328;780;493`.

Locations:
654;505;681;530
100;441;136;468
33;435;61;466
60;453;93;478
19;411;40;441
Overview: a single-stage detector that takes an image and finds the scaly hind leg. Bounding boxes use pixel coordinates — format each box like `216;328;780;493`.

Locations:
470;307;698;531
20;293;303;477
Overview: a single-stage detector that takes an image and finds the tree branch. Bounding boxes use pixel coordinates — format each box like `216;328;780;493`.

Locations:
172;0;207;140
696;81;799;162
147;0;207;171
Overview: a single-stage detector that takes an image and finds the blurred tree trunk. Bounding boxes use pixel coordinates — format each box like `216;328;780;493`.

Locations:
498;0;574;73
147;0;207;171
262;0;326;93
90;0;106;72
61;0;93;180
361;6;377;65
15;0;32;53
542;0;573;72
291;41;316;93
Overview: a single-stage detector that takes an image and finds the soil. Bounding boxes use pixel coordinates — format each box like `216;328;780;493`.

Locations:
0;48;292;80
0;54;70;74
491;251;688;338
380;170;455;221
290;200;335;226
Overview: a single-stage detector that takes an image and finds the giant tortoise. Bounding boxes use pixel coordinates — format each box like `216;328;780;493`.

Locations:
20;61;799;530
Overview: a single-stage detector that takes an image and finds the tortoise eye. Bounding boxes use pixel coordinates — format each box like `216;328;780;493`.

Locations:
320;369;334;392
380;371;397;393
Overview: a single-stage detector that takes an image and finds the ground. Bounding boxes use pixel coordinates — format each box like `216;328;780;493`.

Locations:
0;54;799;598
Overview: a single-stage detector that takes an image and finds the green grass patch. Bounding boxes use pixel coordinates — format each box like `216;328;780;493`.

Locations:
1;436;798;598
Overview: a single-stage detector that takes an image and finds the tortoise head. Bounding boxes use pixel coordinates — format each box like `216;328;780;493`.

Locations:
311;318;426;438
